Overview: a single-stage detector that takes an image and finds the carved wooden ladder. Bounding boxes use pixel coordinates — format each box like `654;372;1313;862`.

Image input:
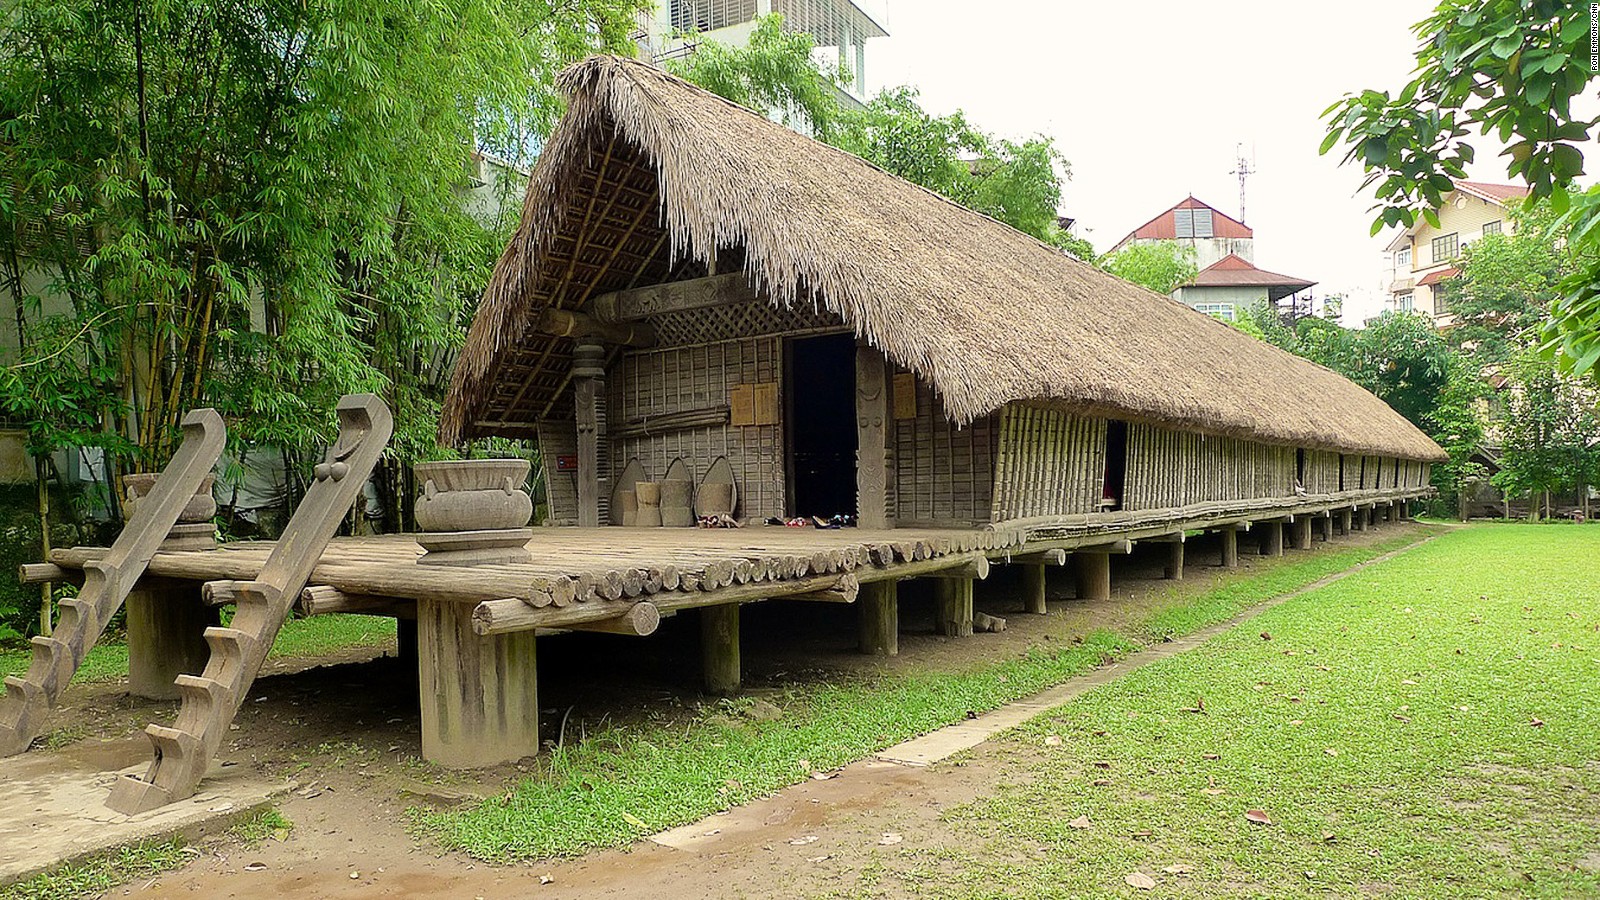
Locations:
0;409;227;757
107;395;392;815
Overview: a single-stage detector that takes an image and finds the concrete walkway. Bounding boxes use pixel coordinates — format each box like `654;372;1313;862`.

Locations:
0;736;288;884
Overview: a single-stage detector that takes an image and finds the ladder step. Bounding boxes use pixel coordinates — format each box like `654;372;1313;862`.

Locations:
173;675;233;720
2;675;43;706
144;723;202;764
201;627;260;677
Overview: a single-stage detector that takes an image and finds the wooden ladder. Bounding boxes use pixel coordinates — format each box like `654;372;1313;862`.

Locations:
0;409;227;757
107;395;392;815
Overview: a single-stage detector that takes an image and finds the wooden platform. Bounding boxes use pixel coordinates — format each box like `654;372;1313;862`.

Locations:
39;489;1428;772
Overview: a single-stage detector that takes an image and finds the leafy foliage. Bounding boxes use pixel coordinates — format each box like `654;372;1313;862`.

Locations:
673;17;1089;257
1492;353;1600;516
664;15;844;140
1319;1;1599;378
0;0;644;476
1098;241;1198;294
1439;203;1569;364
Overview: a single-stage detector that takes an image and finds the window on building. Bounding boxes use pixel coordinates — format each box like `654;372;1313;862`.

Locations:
1482;219;1502;235
1194;302;1235;321
1173;207;1214;239
1396;292;1414;312
1431;232;1459;262
670;0;757;32
1395;247;1411;268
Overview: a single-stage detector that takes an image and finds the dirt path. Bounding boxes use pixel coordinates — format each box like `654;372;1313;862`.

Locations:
118;526;1436;899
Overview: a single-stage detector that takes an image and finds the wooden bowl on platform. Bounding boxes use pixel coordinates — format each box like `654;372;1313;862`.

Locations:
414;459;532;533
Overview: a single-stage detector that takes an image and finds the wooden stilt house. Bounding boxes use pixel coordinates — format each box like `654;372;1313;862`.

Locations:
441;56;1442;533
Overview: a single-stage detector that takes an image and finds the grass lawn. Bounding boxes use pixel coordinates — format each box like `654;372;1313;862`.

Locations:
419;530;1432;862
0;614;396;683
862;524;1600;898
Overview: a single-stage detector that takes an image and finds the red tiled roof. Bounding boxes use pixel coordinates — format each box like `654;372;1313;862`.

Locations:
1186;253;1314;290
1417;267;1459;286
1116;196;1253;247
1454;181;1530;203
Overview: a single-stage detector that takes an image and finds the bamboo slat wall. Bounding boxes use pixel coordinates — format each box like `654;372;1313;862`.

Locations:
610;336;786;520
894;369;998;524
539;422;580;525
989;406;1106;520
1303;450;1341;495
1123;424;1296;510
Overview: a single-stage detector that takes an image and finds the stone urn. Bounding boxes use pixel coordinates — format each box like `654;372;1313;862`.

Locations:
125;473;217;523
413;459;533;566
124;473;217;551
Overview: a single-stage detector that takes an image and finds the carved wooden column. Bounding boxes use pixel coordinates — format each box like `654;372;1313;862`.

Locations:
855;344;892;529
572;343;606;528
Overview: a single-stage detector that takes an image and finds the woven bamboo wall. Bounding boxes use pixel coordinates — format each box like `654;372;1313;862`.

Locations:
610;336;787;520
990;405;1106;520
893;370;998;524
538;421;580;525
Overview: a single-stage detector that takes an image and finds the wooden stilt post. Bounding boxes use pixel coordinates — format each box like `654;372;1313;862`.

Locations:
1293;516;1312;551
1260;521;1284;557
1164;541;1184;580
1353;506;1367;531
126;582;218;701
1220;525;1239;568
572;343;606;529
418;597;539;768
857;580;898;656
1319;514;1334;542
1338;509;1352;535
935;578;974;637
701;603;741;693
1022;564;1047;615
1073;552;1111;601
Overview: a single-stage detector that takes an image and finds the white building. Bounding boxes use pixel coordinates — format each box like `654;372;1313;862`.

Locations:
1383;180;1531;327
635;0;888;108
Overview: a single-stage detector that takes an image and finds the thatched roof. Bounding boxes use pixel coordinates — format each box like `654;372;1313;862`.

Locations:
442;56;1445;462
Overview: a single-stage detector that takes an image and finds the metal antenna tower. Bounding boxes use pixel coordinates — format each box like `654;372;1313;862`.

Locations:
1229;142;1256;223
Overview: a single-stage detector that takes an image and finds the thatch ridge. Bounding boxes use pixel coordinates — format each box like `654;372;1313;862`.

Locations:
443;56;1445;462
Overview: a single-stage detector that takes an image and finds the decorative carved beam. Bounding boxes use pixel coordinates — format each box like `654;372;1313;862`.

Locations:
591;273;758;322
536;308;655;348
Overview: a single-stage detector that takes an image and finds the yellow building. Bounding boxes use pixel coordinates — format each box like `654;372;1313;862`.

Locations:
1384;180;1530;326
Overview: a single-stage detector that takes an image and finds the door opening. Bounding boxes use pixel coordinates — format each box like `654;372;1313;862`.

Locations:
787;333;859;520
1101;420;1128;511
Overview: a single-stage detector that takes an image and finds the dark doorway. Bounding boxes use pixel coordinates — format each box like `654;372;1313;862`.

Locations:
788;333;858;519
1296;448;1307;488
1102;420;1129;511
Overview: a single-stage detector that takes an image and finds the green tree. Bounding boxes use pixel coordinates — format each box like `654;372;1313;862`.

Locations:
1439;203;1569;364
663;15;844;140
1319;1;1599;378
672;18;1089;257
1098;242;1198;295
0;0;643;475
1492;353;1599;519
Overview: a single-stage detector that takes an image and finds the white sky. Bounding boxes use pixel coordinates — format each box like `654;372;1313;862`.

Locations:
861;0;1455;326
